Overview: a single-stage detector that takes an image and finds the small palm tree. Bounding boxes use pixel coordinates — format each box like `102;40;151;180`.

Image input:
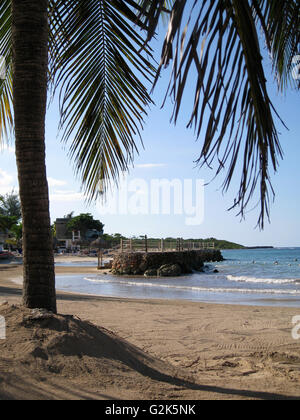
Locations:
0;190;21;220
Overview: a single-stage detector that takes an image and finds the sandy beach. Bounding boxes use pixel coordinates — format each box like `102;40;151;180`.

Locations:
0;259;300;400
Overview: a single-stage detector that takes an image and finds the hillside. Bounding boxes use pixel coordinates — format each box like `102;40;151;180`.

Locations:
151;237;245;250
191;238;245;250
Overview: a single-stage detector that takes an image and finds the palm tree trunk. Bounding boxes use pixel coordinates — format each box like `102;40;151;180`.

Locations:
12;0;57;313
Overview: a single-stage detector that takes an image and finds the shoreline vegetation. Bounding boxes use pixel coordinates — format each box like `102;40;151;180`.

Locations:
0;259;299;400
113;237;274;251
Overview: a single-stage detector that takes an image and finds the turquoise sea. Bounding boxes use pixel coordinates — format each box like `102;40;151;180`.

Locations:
56;248;300;307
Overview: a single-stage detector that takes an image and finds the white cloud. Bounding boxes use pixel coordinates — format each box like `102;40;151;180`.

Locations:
136;163;167;169
50;190;84;202
48;177;68;188
0;169;15;194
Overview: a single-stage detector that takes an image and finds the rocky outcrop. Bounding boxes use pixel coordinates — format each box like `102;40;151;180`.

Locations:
144;269;159;278
158;264;182;277
111;250;223;277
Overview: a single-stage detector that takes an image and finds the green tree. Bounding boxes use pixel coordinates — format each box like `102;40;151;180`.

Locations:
7;222;22;248
51;223;57;239
67;214;104;237
0;190;21;220
102;233;125;245
0;191;21;248
0;214;17;231
113;233;125;241
10;222;22;242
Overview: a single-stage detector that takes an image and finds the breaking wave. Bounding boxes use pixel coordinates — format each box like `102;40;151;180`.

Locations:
227;275;300;285
84;277;300;295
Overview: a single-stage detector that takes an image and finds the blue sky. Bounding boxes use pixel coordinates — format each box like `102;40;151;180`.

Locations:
0;27;299;248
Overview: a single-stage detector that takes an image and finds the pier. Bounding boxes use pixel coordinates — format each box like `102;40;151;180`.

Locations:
111;249;223;277
120;237;215;254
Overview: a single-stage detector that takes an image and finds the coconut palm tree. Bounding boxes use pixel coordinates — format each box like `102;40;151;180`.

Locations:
0;0;156;312
0;0;298;312
10;0;56;312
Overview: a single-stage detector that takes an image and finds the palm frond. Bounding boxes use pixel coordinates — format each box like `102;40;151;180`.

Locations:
136;0;174;44
0;0;13;146
146;0;296;228
260;0;300;90
49;0;156;199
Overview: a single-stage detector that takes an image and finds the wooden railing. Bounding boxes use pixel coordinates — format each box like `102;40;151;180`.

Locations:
120;237;215;253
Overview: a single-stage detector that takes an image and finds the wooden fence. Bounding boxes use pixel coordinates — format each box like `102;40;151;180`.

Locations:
120;237;215;253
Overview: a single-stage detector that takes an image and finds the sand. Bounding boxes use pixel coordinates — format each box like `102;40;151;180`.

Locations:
0;260;300;400
54;255;101;264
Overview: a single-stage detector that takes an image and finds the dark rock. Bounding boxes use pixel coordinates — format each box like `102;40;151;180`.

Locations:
111;249;224;277
133;270;143;276
158;264;182;277
139;262;148;273
144;269;158;278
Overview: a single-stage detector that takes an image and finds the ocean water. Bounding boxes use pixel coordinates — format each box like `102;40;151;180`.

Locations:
56;248;300;307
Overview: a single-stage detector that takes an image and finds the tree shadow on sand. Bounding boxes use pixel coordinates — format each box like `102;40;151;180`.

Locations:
6;309;295;401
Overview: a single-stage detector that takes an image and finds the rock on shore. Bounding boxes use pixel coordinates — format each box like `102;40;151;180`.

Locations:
111;250;224;277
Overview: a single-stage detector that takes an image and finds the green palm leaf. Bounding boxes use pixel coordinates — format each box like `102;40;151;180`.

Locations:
141;0;299;228
261;0;300;90
1;0;298;228
0;0;13;145
49;0;156;199
1;0;156;199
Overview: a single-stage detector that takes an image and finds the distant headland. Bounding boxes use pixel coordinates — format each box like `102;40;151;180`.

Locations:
244;246;274;250
179;239;274;250
191;238;274;250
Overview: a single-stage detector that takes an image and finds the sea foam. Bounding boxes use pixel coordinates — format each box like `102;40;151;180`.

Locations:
84;277;300;295
227;275;300;285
